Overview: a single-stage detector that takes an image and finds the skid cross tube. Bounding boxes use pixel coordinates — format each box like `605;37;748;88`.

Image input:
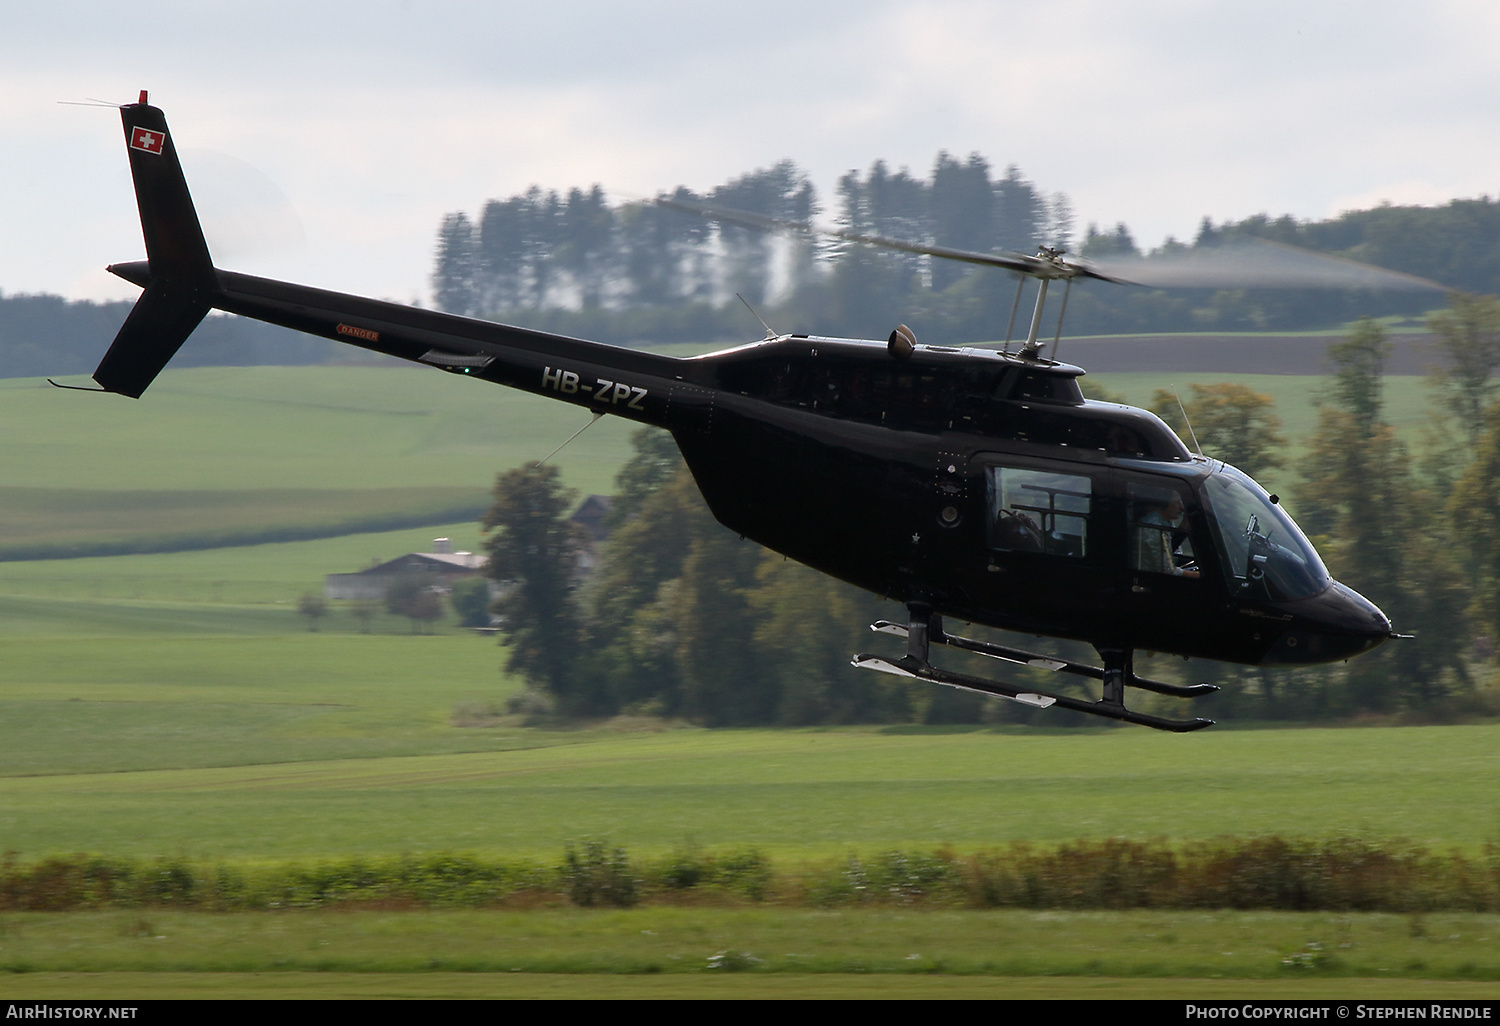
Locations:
852;607;1216;733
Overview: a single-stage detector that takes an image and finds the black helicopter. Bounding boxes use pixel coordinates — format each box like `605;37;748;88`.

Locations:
77;93;1424;732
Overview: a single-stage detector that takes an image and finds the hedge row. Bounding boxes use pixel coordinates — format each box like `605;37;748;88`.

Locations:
3;838;1496;912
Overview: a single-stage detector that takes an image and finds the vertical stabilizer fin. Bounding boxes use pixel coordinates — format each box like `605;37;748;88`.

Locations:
91;96;217;397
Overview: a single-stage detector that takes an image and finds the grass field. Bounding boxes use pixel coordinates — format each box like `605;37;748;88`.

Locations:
0;520;487;605
0;366;636;557
4;970;1494;1000
1;361;1494;993
0;909;1497;981
0;486;489;560
5;366;638;493
1;622;1497;858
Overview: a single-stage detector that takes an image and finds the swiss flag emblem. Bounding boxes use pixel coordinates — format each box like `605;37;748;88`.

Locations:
130;127;165;155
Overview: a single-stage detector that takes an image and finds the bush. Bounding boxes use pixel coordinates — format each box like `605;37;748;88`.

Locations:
561;841;638;908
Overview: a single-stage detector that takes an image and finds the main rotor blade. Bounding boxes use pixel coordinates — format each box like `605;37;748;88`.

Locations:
1082;238;1451;292
656;196;1118;282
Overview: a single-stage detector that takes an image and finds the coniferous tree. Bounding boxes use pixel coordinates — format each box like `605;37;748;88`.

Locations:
618;190;708;307
432;213;479;315
992;164;1045;253
522;187;564;308
828;163;927;336
1044;192;1076;253
1080;222;1140;259
561;185;617;309
711;161;814;306
929;152;992;290
477;197;531;313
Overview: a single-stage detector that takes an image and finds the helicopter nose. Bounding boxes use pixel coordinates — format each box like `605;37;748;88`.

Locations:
1261;580;1393;664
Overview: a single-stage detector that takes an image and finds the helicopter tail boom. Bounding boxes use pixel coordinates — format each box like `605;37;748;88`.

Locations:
89;95;689;422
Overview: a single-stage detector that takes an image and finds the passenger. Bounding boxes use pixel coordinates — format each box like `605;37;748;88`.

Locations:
1137;494;1199;578
996;508;1044;552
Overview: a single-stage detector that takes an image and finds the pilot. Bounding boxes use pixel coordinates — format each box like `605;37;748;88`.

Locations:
1137;494;1199;578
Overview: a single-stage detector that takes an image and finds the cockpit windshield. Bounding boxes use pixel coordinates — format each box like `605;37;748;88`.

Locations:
1201;465;1329;601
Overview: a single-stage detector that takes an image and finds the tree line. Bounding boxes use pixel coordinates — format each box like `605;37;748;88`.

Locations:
432;153;1500;343
478;293;1500;726
11;166;1498;379
0;291;342;380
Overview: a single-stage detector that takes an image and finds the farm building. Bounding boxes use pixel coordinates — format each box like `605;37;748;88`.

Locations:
323;538;486;601
323;497;614;600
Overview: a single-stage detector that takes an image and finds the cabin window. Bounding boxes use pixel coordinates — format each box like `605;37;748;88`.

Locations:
987;466;1092;558
1128;481;1197;576
1200;467;1329;600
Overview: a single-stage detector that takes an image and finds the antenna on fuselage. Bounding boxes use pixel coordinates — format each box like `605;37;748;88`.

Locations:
737;293;779;341
534;412;604;468
1171;385;1204;457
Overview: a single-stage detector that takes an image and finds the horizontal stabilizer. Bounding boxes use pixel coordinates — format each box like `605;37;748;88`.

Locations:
93;277;212;397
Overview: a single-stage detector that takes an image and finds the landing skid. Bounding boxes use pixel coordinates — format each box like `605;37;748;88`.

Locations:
868;621;1219;699
852;608;1215;733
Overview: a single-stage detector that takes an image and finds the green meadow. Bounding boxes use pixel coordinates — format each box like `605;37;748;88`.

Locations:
2;971;1495;1000
0;363;1494;992
0;365;635;559
0;486;488;560
2;695;1498;858
0;521;487;605
1;909;1498;982
4;365;638;492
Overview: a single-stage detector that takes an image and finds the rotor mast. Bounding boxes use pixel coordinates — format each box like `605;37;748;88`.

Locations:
1022;277;1050;356
1018;246;1075;360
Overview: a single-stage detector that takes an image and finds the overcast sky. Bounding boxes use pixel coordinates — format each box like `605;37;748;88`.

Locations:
5;1;1498;306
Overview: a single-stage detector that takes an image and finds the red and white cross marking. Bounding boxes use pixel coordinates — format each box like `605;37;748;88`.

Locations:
130;126;165;155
